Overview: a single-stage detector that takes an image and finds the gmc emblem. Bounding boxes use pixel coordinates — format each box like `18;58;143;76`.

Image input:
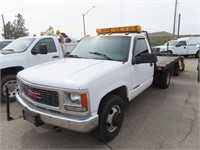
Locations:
28;90;41;99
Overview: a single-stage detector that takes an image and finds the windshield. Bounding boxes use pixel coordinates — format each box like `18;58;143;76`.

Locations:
164;40;177;46
3;37;35;52
69;36;131;61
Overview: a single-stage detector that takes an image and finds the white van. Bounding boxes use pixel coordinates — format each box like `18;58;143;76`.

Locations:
153;37;200;57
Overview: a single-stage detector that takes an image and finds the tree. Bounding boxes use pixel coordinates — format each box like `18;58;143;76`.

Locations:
1;13;29;39
2;21;14;39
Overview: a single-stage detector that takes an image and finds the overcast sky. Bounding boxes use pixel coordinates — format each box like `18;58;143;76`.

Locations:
0;0;199;40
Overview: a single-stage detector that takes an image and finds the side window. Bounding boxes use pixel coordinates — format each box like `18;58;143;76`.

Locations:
133;38;149;57
176;41;187;47
1;42;11;48
33;38;57;53
0;43;2;49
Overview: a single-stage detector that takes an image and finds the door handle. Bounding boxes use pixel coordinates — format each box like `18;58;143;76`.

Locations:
150;63;153;67
184;47;186;49
52;56;59;58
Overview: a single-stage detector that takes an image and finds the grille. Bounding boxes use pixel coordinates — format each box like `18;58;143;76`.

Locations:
21;83;59;107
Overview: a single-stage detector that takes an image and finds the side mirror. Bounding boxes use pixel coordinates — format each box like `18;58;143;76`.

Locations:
132;53;157;64
64;52;70;57
65;38;71;43
31;48;38;55
39;45;48;54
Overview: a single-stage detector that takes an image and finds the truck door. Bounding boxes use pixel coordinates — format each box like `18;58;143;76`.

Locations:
130;37;154;93
27;38;60;67
173;40;187;55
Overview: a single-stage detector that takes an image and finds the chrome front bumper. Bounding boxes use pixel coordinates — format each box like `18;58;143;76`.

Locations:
16;94;99;133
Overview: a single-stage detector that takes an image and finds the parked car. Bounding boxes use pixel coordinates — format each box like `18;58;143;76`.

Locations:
0;33;78;102
153;37;200;57
0;39;13;50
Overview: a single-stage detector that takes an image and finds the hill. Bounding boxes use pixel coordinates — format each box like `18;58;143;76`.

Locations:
149;31;173;38
148;31;200;46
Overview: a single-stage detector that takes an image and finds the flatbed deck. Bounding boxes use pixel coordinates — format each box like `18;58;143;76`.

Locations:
156;56;179;70
153;55;183;88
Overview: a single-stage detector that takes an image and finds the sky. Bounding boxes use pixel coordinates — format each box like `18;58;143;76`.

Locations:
0;0;199;40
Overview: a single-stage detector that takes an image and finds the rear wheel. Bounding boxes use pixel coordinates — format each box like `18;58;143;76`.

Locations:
1;74;18;102
179;57;185;71
195;50;200;58
153;72;160;87
95;94;125;142
166;50;173;54
198;68;200;82
173;65;180;76
159;69;171;89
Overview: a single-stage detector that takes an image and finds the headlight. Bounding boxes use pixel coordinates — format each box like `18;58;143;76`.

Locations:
64;92;88;112
70;93;81;104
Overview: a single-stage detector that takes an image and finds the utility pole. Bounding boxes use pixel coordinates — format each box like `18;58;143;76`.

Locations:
173;0;178;38
82;6;95;37
1;14;7;39
177;13;181;39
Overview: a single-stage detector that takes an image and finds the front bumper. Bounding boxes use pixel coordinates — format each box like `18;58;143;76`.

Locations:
16;94;99;133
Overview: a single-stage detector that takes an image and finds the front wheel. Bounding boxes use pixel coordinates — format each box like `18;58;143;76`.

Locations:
95;94;125;142
1;74;18;102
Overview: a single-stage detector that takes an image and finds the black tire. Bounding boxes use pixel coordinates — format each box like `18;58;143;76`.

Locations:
178;57;185;71
195;50;200;58
173;65;179;76
159;69;171;89
1;74;18;102
179;60;185;71
166;50;173;54
95;94;125;142
153;72;160;87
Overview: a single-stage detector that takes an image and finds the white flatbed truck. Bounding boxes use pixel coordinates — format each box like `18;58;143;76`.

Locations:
16;25;183;142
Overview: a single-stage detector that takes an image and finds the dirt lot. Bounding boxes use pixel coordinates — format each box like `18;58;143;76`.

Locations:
0;58;199;149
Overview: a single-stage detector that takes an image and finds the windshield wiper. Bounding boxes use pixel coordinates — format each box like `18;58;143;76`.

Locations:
67;54;81;58
2;49;15;54
3;49;14;51
89;51;113;60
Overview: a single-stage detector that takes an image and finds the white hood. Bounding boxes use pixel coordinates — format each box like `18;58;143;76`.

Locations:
153;45;174;52
0;52;27;69
17;58;122;90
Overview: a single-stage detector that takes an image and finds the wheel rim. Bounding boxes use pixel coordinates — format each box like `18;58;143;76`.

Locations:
3;80;19;98
167;72;170;85
179;61;183;70
106;105;122;133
